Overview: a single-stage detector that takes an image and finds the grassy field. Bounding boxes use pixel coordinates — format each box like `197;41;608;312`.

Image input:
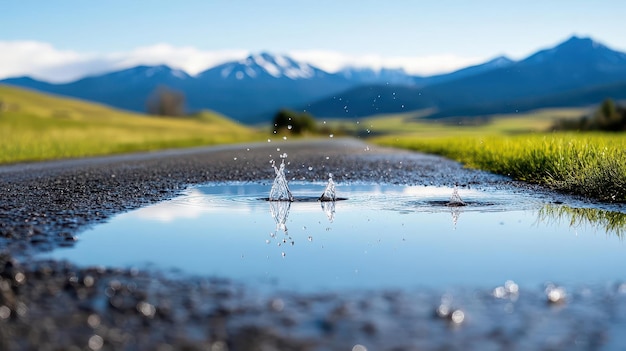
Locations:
362;110;626;202
0;85;262;164
3;84;624;202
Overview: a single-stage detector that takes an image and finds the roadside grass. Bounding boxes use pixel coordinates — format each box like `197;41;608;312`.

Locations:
0;85;262;164
352;108;626;202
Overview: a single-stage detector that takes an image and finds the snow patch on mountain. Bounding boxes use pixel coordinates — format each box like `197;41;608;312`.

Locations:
215;53;317;80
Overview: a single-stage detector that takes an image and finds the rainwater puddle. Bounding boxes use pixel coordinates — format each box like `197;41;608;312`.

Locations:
42;183;626;292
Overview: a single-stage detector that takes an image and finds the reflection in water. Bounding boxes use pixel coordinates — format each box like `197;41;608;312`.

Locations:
269;200;291;233
41;182;626;292
538;204;626;238
450;207;462;230
268;195;337;255
268;200;293;257
320;201;336;222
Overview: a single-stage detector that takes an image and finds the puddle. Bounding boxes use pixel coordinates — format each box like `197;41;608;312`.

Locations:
41;182;626;292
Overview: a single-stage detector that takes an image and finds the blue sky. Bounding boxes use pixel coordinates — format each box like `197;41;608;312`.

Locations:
2;0;626;82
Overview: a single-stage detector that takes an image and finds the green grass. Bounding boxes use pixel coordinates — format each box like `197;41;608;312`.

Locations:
0;85;262;164
375;133;626;201
349;108;625;202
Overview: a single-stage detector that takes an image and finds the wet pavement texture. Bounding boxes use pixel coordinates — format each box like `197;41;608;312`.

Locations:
0;138;625;350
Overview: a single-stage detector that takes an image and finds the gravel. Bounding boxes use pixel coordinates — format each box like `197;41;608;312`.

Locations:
0;138;623;350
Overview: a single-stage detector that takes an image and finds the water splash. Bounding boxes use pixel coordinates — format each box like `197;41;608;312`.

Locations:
447;186;466;207
269;159;293;202
319;173;336;202
269;200;291;233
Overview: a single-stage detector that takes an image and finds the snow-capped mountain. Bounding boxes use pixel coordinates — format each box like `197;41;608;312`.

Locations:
75;65;191;84
522;35;626;68
198;52;329;81
337;67;417;85
306;36;626;119
4;36;626;123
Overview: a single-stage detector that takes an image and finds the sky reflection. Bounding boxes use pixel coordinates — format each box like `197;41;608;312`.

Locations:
41;183;626;292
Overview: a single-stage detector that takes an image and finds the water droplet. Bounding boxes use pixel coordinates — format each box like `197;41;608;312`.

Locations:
287;125;293;130
137;301;156;318
233;157;237;161
546;285;566;304
352;345;367;351
281;252;286;257
505;280;519;294
493;286;506;299
267;139;271;143
88;335;104;350
87;314;101;328
308;236;313;241
450;310;465;324
265;239;270;244
276;148;280;151
283;136;287;140
270;298;285;311
308;166;313;171
329;134;334;138
0;306;10;320
14;272;25;284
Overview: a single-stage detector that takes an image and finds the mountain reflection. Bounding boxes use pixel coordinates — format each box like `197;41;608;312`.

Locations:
537;204;626;238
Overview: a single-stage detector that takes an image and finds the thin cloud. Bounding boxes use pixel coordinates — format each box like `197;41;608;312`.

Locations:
110;44;248;75
288;50;486;75
0;41;248;83
0;40;486;83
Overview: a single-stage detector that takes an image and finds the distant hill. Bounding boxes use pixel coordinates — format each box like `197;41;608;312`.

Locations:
0;84;259;163
1;65;191;115
305;36;626;118
1;54;356;124
3;35;626;123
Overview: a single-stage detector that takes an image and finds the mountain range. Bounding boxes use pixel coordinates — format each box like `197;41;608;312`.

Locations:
2;35;626;123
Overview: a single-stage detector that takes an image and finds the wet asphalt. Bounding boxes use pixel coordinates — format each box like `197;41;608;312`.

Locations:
0;138;624;350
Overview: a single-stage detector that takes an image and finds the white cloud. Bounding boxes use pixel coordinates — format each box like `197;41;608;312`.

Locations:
0;41;248;83
0;40;486;83
109;44;248;75
288;50;486;75
0;41;98;82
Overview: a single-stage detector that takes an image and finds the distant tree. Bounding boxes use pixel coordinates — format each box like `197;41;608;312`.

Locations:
552;98;626;132
594;98;622;130
146;86;186;116
272;109;317;134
